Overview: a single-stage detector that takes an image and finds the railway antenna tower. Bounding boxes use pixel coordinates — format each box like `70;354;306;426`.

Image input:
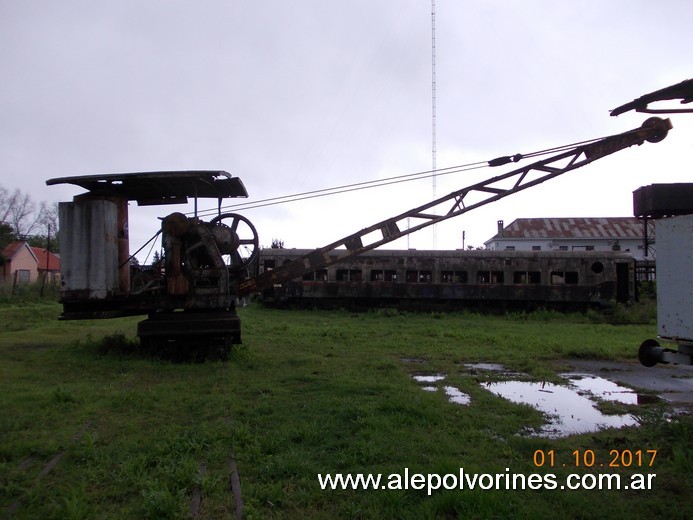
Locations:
431;0;438;249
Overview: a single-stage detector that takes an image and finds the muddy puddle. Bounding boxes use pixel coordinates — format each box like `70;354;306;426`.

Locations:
410;364;660;438
464;363;509;373
412;373;446;384
565;374;660;405
481;379;638;438
411;372;471;406
443;385;471;405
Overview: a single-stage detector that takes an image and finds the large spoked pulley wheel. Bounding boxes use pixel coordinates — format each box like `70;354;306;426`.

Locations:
209;212;260;269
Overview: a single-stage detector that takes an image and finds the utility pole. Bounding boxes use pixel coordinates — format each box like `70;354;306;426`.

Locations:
40;224;50;297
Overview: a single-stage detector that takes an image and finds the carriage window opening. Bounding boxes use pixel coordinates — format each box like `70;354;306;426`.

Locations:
442;270;468;283
406;270;432;283
304;269;328;281
477;271;504;284
532;245;541;251
504;246;515;251
551;271;578;285
558;246;569;251
591;261;604;274
263;259;276;271
336;269;362;282
370;269;396;282
513;271;541;284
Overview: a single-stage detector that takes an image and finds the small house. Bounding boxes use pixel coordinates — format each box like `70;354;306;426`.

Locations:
1;241;61;285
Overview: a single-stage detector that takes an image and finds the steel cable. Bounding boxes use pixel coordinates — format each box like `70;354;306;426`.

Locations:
193;133;611;217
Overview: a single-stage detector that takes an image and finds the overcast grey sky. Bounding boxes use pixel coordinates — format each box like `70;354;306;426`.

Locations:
1;0;691;255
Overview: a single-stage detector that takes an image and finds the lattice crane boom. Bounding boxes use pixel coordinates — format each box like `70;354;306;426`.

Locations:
239;117;672;296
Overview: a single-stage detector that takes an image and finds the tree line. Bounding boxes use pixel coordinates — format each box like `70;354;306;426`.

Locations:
0;183;59;256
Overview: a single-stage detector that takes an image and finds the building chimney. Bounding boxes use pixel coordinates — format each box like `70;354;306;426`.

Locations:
497;220;504;236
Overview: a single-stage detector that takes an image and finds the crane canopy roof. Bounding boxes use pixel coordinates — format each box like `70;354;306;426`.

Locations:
46;170;248;206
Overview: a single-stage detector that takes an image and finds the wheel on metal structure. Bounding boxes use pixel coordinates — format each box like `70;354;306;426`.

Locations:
209;212;259;269
642;117;670;143
638;338;663;367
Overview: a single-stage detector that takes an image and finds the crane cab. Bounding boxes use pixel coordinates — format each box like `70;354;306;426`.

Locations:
46;171;258;355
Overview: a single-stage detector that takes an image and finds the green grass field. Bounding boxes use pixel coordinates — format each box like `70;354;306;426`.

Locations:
1;301;691;519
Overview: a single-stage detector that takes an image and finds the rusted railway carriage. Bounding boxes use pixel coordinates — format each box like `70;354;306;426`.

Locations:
251;248;636;310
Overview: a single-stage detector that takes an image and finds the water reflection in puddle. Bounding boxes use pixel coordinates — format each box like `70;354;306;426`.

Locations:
409;364;650;438
444;386;471;405
412;373;446;384
482;380;638;438
411;374;471;405
565;374;649;405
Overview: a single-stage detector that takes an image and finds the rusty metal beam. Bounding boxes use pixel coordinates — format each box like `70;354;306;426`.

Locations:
611;78;693;116
239;118;672;296
46;170;248;205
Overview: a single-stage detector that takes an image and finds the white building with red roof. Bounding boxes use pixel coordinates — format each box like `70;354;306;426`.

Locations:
484;217;649;260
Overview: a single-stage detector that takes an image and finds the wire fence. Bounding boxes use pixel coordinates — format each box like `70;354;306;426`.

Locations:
0;276;60;304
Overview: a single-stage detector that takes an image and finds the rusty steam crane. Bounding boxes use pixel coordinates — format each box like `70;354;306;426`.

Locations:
46;80;692;364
